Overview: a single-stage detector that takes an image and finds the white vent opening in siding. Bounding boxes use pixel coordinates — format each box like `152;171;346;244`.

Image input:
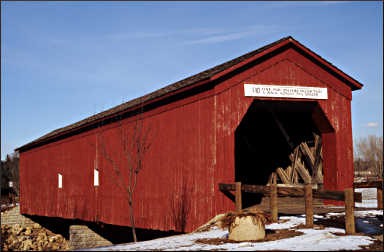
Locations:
58;173;63;188
94;169;99;186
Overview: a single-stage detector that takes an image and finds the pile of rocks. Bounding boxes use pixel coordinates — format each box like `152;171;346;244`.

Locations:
1;223;69;251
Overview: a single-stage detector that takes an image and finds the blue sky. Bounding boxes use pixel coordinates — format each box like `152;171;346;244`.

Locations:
1;1;383;159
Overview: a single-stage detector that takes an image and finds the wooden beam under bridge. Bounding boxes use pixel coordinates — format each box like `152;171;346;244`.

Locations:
219;183;362;203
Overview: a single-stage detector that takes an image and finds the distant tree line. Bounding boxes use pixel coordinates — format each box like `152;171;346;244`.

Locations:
354;135;383;178
1;152;20;200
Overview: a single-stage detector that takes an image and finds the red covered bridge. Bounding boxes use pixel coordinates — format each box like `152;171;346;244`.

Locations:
16;36;363;233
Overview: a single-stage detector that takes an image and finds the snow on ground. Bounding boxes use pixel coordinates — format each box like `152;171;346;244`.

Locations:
81;188;382;251
84;215;378;251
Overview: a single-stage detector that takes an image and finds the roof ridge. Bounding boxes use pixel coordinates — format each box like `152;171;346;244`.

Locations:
17;36;293;151
16;35;361;152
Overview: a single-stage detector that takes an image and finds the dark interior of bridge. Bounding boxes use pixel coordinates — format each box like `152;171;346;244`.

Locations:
234;100;321;208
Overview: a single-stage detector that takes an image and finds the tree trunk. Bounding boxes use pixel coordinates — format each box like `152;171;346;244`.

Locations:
129;201;137;242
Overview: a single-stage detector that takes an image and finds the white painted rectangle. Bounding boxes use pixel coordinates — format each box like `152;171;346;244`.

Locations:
58;173;62;188
94;169;99;186
244;84;328;99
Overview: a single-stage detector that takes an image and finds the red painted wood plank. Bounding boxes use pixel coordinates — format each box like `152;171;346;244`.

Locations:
19;44;358;231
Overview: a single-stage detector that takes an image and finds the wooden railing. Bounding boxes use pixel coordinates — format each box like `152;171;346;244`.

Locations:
218;183;362;202
219;182;364;234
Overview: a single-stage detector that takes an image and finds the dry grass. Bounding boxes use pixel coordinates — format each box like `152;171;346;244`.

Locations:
219;209;272;230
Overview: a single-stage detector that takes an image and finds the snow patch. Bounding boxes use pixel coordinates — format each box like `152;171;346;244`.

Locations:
81;188;382;251
83;215;378;251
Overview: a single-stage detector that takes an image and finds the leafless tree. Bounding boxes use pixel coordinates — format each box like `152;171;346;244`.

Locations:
96;109;155;242
1;152;20;197
170;176;192;232
354;135;383;178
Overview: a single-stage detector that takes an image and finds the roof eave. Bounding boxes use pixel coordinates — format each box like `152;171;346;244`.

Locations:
15;36;364;152
15;77;213;152
205;37;363;91
288;38;363;91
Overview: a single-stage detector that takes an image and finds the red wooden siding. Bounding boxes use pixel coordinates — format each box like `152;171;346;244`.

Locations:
19;44;359;232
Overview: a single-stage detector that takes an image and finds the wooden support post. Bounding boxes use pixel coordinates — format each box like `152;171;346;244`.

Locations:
377;187;383;209
235;182;242;212
304;184;313;228
344;188;355;234
270;176;278;222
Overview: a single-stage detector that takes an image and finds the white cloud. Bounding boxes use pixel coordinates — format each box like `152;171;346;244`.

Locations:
104;25;281;45
366;122;378;128
185;25;280;45
186;30;257;45
107;27;227;41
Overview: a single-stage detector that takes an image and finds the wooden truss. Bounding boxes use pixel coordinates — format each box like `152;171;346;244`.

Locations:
268;110;323;187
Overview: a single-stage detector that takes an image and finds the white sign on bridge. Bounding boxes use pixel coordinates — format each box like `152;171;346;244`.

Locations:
244;84;328;100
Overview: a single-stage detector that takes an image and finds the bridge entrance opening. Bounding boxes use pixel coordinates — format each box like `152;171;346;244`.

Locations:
235;100;328;208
